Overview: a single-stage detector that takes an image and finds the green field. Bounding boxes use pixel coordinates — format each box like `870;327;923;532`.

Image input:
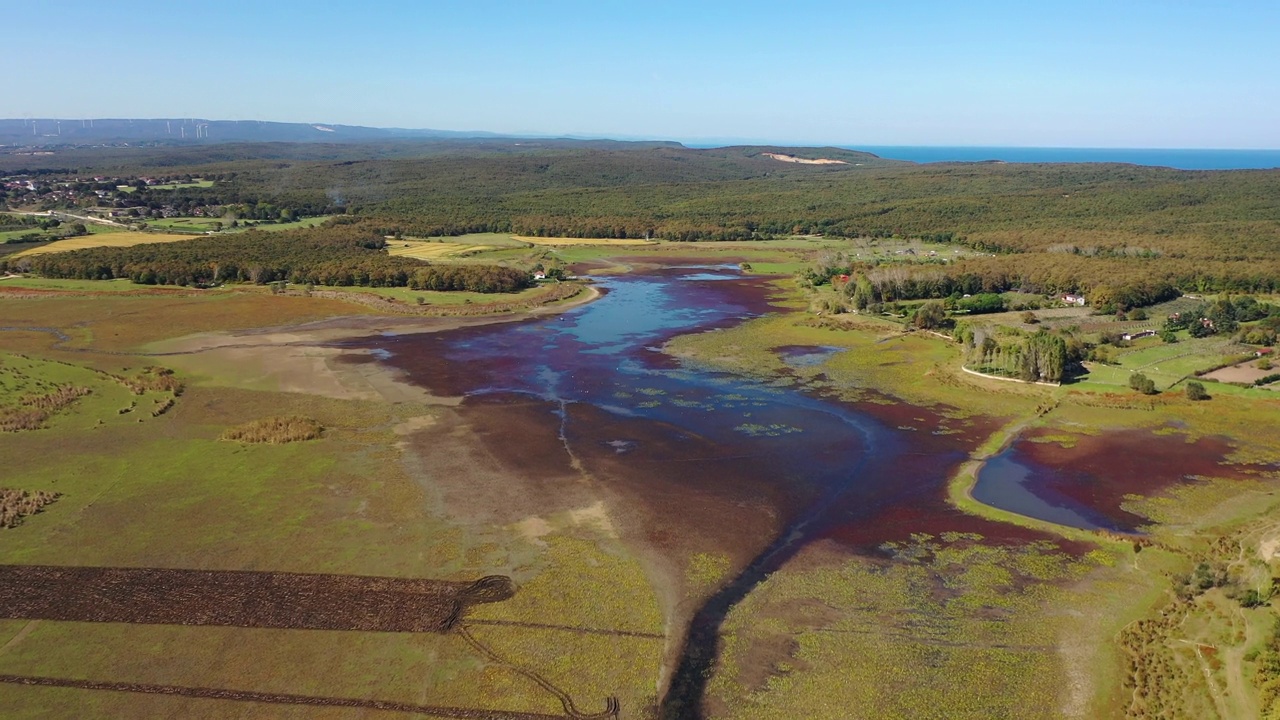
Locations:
0;229;43;243
1074;334;1253;391
0;277;177;293
141;215;335;233
148;179;214;190
1;222;127;244
4;139;1280;718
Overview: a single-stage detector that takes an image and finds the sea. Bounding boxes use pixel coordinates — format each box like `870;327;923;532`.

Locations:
848;146;1280;170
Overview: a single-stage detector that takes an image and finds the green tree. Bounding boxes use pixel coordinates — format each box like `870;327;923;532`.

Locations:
1185;381;1209;401
912;301;947;330
1129;372;1157;395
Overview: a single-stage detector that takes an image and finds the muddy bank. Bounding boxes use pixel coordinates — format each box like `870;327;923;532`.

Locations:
974;428;1268;532
146;287;603;402
343;266;1086;717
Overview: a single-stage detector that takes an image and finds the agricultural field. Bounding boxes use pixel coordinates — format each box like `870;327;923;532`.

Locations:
140;214;335;233
148;179;214;190
12;232;196;257
513;235;656;247
1;221;125;245
386;240;501;260
407;232;533;248
0;277;177;293
1076;335;1258;392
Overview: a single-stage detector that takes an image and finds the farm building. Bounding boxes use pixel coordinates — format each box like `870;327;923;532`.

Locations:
1061;294;1086;306
1122;330;1157;341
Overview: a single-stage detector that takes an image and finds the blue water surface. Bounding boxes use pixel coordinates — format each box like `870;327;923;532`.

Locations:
851;146;1280;170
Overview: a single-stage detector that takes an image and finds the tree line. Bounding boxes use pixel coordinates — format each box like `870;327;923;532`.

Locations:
3;227;531;293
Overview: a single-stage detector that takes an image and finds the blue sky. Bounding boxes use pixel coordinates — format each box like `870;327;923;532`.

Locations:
8;1;1278;148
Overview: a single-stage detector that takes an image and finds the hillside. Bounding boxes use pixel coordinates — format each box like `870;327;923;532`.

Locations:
3;140;1277;297
0;118;515;146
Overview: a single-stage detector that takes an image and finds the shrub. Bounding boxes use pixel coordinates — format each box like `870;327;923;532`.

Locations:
1185;381;1209;401
1129;372;1158;395
221;416;323;444
0;489;61;528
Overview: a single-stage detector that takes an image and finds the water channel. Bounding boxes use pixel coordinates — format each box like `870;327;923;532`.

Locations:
355;265;1097;716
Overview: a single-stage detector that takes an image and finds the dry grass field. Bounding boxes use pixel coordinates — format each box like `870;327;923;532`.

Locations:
513;236;655;247
14;233;196;258
385;241;498;260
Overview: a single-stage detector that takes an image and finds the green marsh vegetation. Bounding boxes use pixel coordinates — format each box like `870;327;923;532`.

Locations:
4;139;1280;717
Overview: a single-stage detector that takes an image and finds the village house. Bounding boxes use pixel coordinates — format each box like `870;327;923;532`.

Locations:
1061;294;1086;306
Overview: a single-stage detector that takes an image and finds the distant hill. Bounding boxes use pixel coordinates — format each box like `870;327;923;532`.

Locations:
0;118;512;146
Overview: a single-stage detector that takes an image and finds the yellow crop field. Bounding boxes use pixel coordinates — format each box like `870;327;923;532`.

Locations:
513;236;655;246
386;242;495;260
15;233;197;258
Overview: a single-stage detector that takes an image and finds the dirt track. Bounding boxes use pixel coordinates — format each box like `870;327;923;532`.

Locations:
0;674;568;719
0;565;514;633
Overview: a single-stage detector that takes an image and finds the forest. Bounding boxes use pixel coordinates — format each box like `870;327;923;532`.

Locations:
4;139;1279;299
1;226;531;292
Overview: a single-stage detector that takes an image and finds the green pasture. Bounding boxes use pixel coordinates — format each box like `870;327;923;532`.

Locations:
148;179;214;190
0;229;43;243
141;215;335;233
0;277;163;293
1074;334;1250;391
1;222;127;244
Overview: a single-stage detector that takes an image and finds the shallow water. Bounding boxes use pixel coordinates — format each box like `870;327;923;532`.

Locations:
973;448;1122;531
351;266;1057;715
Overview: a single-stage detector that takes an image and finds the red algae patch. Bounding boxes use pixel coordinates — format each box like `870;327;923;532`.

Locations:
979;427;1271;532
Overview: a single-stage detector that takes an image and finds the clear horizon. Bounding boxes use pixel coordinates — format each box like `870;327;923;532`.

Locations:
8;1;1279;149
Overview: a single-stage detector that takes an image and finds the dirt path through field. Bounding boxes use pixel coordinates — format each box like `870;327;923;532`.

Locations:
0;621;39;656
0;674;571;719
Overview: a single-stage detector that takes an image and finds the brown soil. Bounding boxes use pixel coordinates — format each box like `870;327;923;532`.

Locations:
1203;359;1276;384
403;398;600;528
0;565;514;633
